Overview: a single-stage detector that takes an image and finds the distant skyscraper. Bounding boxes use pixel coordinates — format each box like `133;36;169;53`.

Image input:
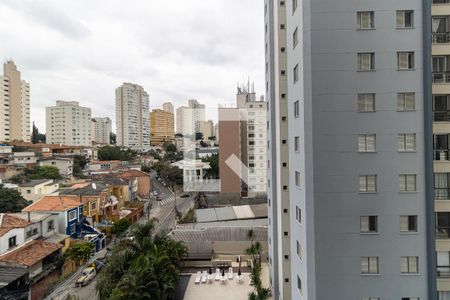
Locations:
46;101;91;146
176;99;205;136
91;117;112;144
200;120;214;140
115;83;150;151
150;108;174;146
162;102;174;114
0;61;30;142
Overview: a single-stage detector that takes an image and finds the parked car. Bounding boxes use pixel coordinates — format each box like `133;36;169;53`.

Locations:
76;267;96;287
180;193;190;198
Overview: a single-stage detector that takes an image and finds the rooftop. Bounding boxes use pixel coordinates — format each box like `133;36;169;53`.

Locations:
196;204;267;223
22;196;81;212
10;212;55;223
18;179;53;187
0;264;28;288
59;182;108;196
0;214;31;237
118;169;149;178
0;239;62;267
182;264;270;300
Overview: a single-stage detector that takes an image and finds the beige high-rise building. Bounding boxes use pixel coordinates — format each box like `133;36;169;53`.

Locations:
46;101;91;146
115;83;150;151
150;108;174;146
162;102;174;114
91;117;112;144
200;120;214;140
0;61;30;142
176;99;205;135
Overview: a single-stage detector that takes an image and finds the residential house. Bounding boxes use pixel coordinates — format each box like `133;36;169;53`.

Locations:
118;169;151;199
0;214;63;300
100;177;130;207
17;179;59;202
22;196;83;238
59;183;111;224
38;157;73;178
87;160;122;175
12;152;37;167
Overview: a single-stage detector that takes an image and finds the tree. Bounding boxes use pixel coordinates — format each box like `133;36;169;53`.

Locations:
163;143;177;153
110;132;117;145
31;122;46;144
111;218;131;236
0;185;31;213
73;155;89;178
246;229;271;300
64;241;95;265
96;220;188;300
9;166;62;183
98;145;137;161
202;153;219;178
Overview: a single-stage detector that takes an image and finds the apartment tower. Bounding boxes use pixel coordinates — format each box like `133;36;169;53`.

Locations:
175;99;206;136
91;117;112;144
0;61;30;142
115;83;150;151
266;0;433;299
46;101;91;146
162;102;174;114
150;108;174;146
432;0;450;298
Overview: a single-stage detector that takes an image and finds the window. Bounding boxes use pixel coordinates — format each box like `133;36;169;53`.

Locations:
396;10;414;28
397;93;415;111
294;101;300;117
293;64;299;82
433;55;450;83
295;136;300;152
296;206;301;223
358;93;375;112
8;236;16;248
360;216;378;233
91;202;97;210
398;134;416;152
292;0;298;13
399;174;417;192
358;134;376;152
47;220;55;231
361;256;379;274
293;27;298;48
400;215;417;232
398;52;415;70
284;278;289;283
297;275;302;293
362;298;380;300
357;11;374;29
359;175;377;193
296;240;302;259
295;171;301;187
358;53;375;71
70;223;76;234
433;95;450;121
69;210;77;220
401;256;419;274
401;298;419;300
432;16;450;44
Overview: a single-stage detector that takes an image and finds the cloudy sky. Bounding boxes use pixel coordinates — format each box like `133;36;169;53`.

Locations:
0;0;265;132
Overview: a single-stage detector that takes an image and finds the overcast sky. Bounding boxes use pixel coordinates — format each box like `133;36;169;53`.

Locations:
0;0;265;132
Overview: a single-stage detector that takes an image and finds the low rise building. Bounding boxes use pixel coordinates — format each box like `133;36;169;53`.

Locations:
17;179;59;202
38;157;73;178
13;152;36;167
117;169;151;200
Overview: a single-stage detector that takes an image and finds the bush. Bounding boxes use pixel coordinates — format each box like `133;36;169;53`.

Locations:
111;218;131;236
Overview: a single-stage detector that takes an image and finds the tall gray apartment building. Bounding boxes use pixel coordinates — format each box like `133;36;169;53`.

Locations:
265;0;434;299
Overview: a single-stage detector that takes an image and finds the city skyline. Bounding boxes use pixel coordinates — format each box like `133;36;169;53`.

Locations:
0;0;265;132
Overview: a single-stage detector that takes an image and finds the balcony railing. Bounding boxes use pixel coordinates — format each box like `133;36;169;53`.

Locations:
433;72;450;83
433;32;450;44
434;111;450;122
435;188;450;200
434;0;450;4
435;150;450;161
438;266;450;278
436;227;450;238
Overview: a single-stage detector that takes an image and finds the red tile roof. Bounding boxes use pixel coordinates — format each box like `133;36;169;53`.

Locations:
22;196;81;212
119;169;149;178
0;214;32;237
0;240;62;266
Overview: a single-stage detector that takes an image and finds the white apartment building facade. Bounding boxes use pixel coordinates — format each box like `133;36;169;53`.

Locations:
0;61;30;142
162;102;174;114
46;101;92;146
176;99;206;136
115;83;150;151
266;0;433;299
91;117;112;144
